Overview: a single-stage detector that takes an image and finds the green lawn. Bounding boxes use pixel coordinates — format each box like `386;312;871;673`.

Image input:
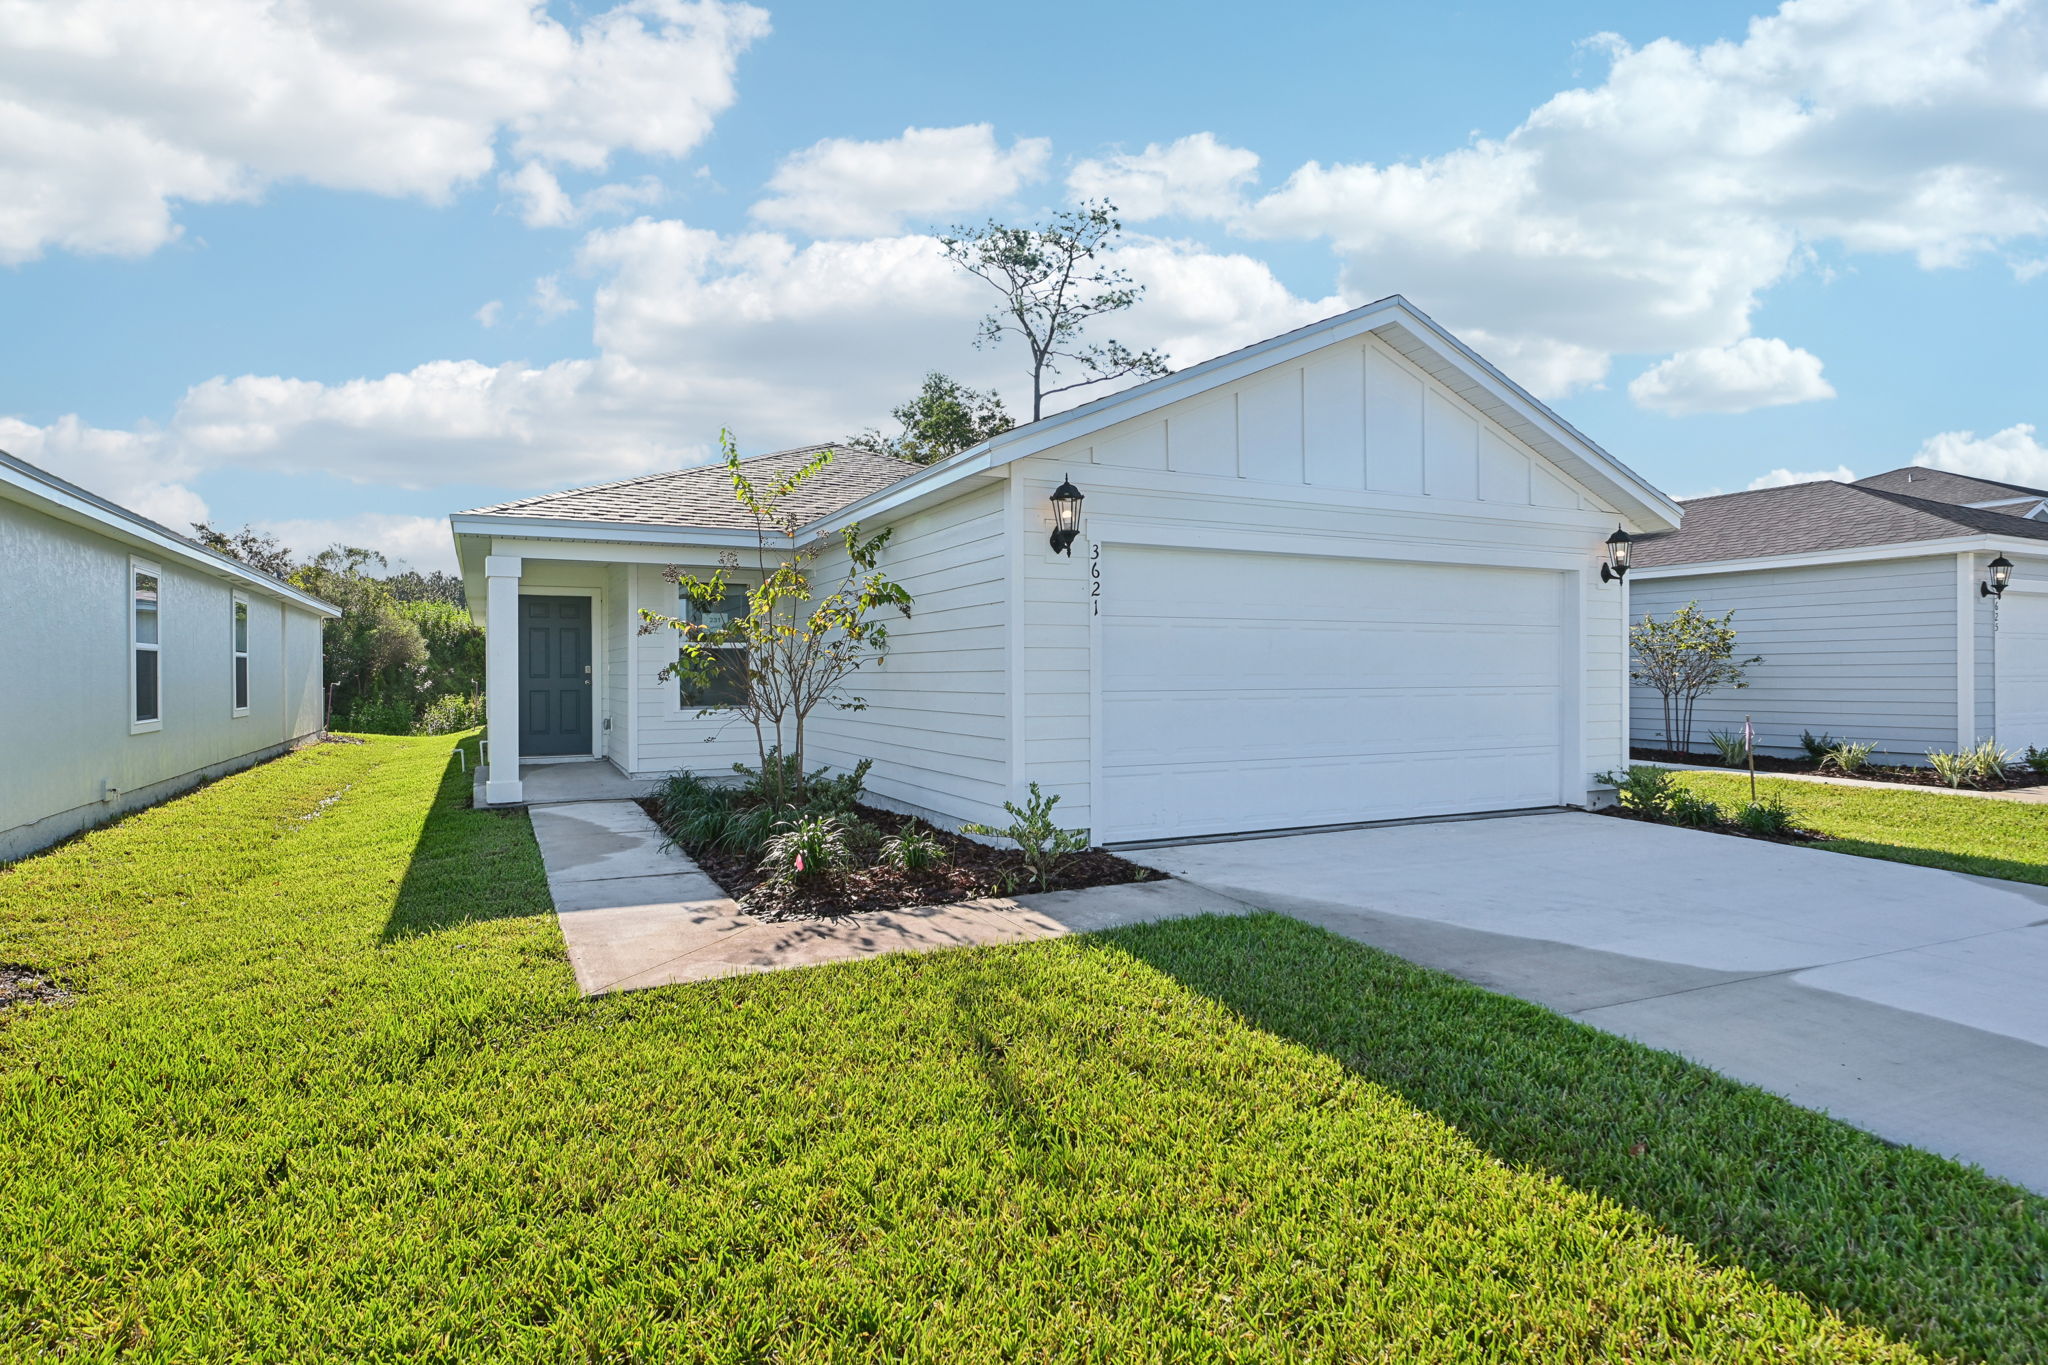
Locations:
1674;770;2048;886
3;736;2045;1361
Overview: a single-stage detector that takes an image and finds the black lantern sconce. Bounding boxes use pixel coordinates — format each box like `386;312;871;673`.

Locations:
1049;476;1084;556
1983;555;2014;598
1600;526;1633;583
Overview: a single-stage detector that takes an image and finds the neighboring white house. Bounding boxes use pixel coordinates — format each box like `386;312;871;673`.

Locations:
1;451;338;862
450;295;1682;844
1628;469;2048;764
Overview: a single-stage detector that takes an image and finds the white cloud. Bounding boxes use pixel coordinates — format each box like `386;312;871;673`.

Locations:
1747;465;1855;490
1912;424;2048;487
500;161;665;228
1068;133;1260;220
750;124;1051;237
0;0;767;262
1111;0;2048;399
257;513;458;573
531;275;581;320
475;300;503;328
1627;337;1836;415
2;220;1341;533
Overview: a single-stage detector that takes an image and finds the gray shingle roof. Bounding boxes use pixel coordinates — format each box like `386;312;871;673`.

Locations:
459;444;924;530
1851;466;2048;506
1632;478;2048;569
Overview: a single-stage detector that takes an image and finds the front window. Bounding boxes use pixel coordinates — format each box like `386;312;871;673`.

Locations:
680;584;750;708
132;560;161;731
231;596;251;715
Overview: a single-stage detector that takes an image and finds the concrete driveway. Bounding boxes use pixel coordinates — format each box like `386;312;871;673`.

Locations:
1131;811;2048;1194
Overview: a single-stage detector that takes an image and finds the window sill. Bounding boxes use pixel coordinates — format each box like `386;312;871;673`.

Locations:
130;719;162;735
231;708;251;719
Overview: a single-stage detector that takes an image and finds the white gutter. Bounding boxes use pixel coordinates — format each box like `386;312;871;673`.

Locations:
1632;535;2048;579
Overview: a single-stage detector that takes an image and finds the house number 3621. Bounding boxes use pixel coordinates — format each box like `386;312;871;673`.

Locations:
1089;542;1101;615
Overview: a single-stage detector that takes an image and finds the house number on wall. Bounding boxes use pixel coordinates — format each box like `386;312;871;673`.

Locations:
1089;542;1101;615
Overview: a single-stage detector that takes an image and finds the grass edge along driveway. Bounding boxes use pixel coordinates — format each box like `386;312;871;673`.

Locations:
0;734;2042;1362
1675;769;2048;887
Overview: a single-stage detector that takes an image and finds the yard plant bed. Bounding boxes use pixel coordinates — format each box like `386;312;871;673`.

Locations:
5;735;2047;1361
639;796;1152;919
1632;744;2048;791
1596;803;1827;846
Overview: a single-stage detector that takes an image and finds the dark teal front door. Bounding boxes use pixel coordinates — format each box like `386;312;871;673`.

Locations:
520;595;592;757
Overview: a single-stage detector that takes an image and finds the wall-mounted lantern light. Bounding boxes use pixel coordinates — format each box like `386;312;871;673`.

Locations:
1600;526;1633;583
1983;555;2014;598
1049;476;1084;556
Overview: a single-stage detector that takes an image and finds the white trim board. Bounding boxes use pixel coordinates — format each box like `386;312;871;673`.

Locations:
1633;535;2048;580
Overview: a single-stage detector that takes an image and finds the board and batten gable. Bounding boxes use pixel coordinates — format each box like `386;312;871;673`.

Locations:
1625;556;1967;763
1;496;326;861
1008;329;1636;838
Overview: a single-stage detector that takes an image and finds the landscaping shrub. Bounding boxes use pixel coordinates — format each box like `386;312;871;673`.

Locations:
413;692;483;735
1818;740;1877;776
2027;745;2048;778
1799;729;1840;763
1927;749;1972;789
1594;766;1681;821
1705;729;1752;768
1734;796;1801;837
879;827;945;872
1667;791;1724;828
334;693;418;735
962;783;1091;892
1964;738;2014;786
760;814;853;884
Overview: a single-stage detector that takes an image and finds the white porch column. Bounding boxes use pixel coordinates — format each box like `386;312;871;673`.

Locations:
484;555;525;804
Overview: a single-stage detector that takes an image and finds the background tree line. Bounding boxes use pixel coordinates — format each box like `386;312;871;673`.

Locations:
191;524;484;735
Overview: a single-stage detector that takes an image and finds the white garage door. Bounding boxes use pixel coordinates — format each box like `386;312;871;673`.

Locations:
1098;546;1566;842
1996;593;2048;751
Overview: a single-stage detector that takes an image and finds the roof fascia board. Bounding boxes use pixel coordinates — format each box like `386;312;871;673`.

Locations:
1630;535;2044;578
448;513;791;549
2;460;340;617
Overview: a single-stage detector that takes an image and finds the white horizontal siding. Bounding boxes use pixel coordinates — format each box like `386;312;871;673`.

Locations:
1;499;327;860
804;482;1012;827
1628;557;1960;764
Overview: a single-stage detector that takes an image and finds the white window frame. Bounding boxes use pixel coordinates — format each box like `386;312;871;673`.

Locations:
680;581;752;710
231;592;251;717
130;556;163;734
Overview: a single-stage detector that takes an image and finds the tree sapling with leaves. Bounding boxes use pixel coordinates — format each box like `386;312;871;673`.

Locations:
1629;602;1763;756
639;432;913;810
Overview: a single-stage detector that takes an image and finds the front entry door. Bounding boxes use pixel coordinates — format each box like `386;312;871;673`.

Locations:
519;595;592;757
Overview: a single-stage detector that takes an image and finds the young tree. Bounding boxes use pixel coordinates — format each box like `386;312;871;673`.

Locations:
291;547;428;729
639;432;913;808
845;371;1013;465
1629;602;1763;755
941;200;1170;420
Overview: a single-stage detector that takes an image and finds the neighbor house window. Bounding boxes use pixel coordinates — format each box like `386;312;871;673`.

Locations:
680;584;750;708
231;595;251;716
131;559;162;733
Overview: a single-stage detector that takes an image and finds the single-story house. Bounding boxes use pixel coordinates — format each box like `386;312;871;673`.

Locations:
450;295;1682;844
1628;468;2048;763
1;450;337;862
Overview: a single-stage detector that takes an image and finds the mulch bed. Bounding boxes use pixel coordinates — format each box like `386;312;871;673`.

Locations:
1630;746;2048;791
638;799;1155;921
1595;806;1827;846
0;964;74;1015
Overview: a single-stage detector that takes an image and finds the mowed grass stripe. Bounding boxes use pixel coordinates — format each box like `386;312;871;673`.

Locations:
0;735;2036;1361
1674;770;2048;886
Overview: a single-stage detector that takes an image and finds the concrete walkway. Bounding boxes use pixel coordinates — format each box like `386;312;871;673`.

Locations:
528;800;1248;996
1132;812;2048;1195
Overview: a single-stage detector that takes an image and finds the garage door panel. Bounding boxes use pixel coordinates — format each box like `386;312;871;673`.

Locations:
1099;545;1565;841
1105;621;1562;692
1997;595;2048;749
1103;689;1560;766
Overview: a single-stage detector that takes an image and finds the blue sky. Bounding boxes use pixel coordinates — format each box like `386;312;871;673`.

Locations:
3;0;2044;569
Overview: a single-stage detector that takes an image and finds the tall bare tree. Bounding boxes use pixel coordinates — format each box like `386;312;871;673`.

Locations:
941;201;1170;420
